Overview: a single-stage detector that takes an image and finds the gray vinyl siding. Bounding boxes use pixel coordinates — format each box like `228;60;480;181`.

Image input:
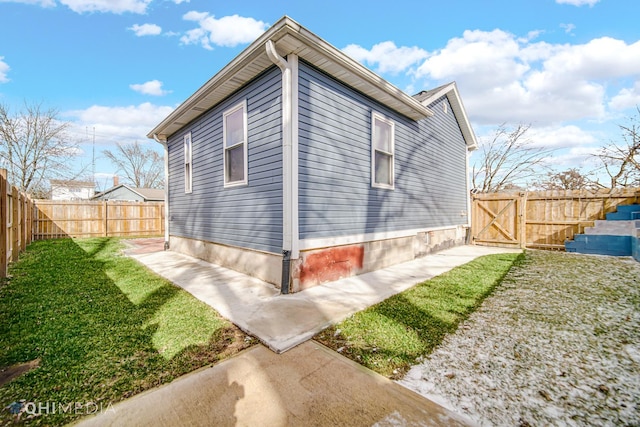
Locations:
167;66;283;253
298;62;468;239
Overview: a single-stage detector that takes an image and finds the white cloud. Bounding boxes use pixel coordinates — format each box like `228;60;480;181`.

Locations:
545;146;602;168
59;0;151;14
129;23;162;36
417;29;531;87
0;0;56;6
556;0;599;6
0;56;10;83
528;125;597;149
65;102;174;142
342;41;428;75
414;30;640;125
0;0;150;11
172;0;188;3
609;81;640;111
129;80;170;96
560;23;576;34
180;12;268;49
541;37;640;80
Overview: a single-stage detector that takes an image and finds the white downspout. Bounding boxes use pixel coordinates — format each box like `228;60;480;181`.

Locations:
266;40;299;292
153;134;170;250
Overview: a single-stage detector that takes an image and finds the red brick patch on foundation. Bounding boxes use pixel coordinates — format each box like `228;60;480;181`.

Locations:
298;245;364;289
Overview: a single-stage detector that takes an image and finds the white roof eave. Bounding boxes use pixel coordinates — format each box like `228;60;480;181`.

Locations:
148;16;433;141
417;82;478;151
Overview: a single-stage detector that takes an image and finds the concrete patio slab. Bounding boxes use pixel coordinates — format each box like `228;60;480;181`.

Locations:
127;244;521;353
73;341;474;427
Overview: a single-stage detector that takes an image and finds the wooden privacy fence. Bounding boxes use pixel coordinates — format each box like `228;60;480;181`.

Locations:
0;169;35;278
0;168;165;279
471;188;640;250
33;200;165;240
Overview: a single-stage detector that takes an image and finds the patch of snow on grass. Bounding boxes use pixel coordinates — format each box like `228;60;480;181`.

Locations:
398;250;640;426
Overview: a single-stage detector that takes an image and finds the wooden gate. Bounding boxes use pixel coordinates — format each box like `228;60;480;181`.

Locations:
472;193;523;248
471;189;640;250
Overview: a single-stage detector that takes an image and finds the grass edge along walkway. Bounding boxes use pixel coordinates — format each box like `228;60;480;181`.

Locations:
315;252;523;379
0;238;255;426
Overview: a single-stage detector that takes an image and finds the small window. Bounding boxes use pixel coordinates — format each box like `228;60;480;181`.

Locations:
223;101;248;187
184;132;192;193
371;112;395;189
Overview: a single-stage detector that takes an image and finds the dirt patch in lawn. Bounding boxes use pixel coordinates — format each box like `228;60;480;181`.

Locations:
398;250;640;426
0;359;40;387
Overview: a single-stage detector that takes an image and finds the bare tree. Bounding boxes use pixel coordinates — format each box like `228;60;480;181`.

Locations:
0;102;75;194
103;141;163;188
534;168;592;190
471;124;554;192
593;107;640;188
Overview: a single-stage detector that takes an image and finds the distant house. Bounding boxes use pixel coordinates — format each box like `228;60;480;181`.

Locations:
92;184;164;202
50;179;95;200
148;16;477;293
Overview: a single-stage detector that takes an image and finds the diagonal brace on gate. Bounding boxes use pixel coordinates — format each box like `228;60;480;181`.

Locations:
476;199;517;242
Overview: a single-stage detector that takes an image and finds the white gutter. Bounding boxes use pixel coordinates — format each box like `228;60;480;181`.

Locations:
153;133;170;250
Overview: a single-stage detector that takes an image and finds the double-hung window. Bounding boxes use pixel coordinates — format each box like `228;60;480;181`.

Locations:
223;101;248;187
184;132;192;193
371;112;395;189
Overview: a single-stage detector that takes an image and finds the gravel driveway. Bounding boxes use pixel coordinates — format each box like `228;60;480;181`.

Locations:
398;250;640;426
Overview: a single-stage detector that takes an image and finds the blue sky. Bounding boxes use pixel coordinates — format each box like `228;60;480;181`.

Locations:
0;0;639;190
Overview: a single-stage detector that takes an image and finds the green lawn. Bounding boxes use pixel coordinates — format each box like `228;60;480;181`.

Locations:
0;238;255;426
315;252;522;378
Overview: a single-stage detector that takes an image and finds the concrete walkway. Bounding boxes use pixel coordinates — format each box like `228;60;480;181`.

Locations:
73;241;520;426
126;243;521;353
73;341;474;427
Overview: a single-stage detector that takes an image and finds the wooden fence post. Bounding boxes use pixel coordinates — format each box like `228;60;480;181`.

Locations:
26;198;33;245
0;169;7;278
11;186;18;262
519;192;527;249
470;194;477;245
19;192;26;252
103;201;108;237
157;203;162;235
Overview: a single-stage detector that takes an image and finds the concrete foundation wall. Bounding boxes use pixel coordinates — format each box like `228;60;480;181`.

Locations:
171;227;467;293
170;236;282;287
291;226;467;292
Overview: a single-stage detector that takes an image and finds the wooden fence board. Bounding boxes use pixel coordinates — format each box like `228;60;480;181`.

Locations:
0;170;6;277
472;188;640;249
33;200;165;240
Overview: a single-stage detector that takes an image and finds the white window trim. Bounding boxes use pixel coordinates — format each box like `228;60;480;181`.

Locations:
223;100;249;188
184;132;193;194
371;111;395;189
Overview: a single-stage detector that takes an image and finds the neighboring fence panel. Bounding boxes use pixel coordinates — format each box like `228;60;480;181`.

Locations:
472;188;640;250
33;200;165;240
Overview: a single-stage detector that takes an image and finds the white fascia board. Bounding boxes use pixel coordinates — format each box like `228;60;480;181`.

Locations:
418;82;478;151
